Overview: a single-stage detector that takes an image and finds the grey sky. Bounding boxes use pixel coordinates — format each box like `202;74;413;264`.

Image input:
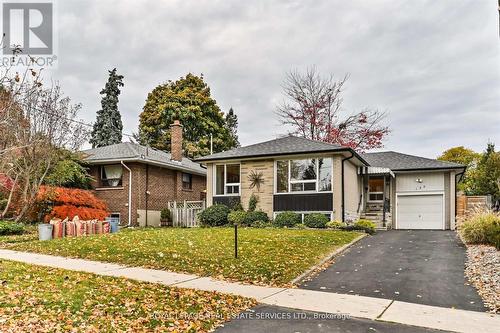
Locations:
49;0;499;158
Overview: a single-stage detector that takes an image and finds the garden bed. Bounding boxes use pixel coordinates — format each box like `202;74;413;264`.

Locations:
464;244;500;313
0;260;255;332
5;227;361;286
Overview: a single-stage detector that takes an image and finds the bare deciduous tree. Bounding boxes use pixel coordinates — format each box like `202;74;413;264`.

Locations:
0;42;87;221
276;67;390;151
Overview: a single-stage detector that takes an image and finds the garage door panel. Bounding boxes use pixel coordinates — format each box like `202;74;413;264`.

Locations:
397;195;443;230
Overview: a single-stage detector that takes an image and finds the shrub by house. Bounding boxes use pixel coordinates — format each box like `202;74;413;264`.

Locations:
36;186;109;222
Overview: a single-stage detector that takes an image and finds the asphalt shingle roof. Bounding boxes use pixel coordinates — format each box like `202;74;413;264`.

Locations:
82;142;206;176
362;151;464;171
195;135;367;163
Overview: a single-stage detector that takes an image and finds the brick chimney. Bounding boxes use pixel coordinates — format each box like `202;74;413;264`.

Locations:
170;120;183;162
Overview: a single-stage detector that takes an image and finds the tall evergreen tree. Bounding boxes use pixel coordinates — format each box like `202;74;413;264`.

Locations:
90;68;124;148
225;107;240;148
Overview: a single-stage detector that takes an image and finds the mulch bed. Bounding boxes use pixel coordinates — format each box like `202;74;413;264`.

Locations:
464;244;500;313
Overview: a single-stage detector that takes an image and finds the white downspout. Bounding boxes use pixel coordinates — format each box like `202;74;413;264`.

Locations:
121;161;132;227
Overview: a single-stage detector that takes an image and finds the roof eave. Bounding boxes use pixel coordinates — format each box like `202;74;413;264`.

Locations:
84;157;206;176
391;166;466;172
195;147;370;166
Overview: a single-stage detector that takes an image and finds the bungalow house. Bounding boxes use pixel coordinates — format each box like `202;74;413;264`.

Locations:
195;136;465;230
82;121;206;227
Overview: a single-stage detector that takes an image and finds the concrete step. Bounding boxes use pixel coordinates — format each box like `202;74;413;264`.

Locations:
360;215;383;221
363;212;383;216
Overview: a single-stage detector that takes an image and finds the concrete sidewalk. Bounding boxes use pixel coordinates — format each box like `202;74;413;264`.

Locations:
0;249;498;333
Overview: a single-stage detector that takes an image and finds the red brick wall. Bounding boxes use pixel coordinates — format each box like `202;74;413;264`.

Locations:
88;162;206;226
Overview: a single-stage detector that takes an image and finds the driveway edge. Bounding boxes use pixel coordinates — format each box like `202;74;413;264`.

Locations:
291;233;367;285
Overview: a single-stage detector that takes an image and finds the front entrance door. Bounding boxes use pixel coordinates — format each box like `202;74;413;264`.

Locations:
368;177;384;202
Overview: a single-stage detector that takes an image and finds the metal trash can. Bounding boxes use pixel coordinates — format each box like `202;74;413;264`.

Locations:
106;217;120;233
38;224;53;241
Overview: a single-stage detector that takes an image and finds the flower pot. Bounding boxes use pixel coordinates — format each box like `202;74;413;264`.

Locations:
160;218;172;227
38;223;53;241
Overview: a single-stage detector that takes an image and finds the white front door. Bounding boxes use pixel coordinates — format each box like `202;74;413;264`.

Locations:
397;194;444;229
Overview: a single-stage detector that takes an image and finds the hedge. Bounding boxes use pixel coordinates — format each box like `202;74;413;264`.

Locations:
274;211;301;228
198;204;230;227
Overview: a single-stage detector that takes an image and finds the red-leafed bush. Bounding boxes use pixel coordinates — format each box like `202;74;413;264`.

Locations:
37;186;107;210
45;205;109;222
36;186;109;222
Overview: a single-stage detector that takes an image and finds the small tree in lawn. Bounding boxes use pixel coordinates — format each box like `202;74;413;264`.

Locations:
276;67;390;152
90;68;124;148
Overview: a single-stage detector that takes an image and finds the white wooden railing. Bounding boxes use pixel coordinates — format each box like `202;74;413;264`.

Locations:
167;200;205;227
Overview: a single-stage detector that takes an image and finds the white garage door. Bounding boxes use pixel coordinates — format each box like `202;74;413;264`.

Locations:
397;194;444;229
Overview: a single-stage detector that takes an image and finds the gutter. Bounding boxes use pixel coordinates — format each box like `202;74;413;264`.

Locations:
121;161;132;227
341;152;355;222
84;157;206;177
194;147;369;166
390;166;465;172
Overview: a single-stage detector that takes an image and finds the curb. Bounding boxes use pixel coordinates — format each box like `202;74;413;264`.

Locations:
291;232;367;285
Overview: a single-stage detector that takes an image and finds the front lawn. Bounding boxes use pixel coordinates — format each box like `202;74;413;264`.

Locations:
0;260;255;332
0;224;37;246
6;227;361;286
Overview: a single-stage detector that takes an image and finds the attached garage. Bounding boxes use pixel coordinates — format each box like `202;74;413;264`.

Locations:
361;151;464;230
394;172;448;230
396;194;444;229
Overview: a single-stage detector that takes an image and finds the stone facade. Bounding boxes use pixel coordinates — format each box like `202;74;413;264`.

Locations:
88;162;205;226
240;160;274;217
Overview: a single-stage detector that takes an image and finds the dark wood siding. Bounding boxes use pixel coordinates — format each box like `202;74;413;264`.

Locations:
213;196;241;207
274;193;333;211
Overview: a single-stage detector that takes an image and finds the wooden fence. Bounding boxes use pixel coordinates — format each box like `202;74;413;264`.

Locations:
457;195;492;217
167;200;205;227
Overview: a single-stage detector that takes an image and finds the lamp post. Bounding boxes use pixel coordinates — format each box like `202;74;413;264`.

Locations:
234;224;238;259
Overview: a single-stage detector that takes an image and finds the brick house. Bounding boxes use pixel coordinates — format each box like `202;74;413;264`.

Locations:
82;121;206;226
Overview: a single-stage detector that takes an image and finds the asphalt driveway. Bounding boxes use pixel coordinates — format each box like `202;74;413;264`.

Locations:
301;230;486;312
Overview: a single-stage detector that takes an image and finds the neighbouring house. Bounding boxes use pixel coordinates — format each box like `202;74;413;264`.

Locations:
83;121;206;227
195;136;465;230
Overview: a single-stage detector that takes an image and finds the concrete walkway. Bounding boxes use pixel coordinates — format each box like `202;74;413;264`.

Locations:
0;249;498;333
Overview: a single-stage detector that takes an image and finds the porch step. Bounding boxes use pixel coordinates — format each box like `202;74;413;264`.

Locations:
360;214;383;220
363;211;383;216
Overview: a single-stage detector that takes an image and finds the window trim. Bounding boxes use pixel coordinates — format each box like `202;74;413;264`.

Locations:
100;164;123;187
213;163;241;197
274;158;333;194
368;192;384;202
182;172;193;190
